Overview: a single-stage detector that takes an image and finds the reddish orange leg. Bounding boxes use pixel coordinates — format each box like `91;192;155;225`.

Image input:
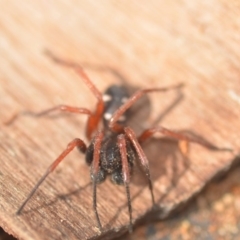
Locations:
124;127;155;207
23;105;92;117
90;130;104;231
109;83;184;133
6;105;92;126
138;126;232;151
45;51;105;139
117;134;133;232
16;138;87;215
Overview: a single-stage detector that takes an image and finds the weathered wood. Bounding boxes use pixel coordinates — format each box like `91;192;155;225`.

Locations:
121;160;240;240
0;1;239;239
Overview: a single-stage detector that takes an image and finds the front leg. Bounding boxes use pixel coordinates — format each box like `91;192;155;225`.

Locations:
91;130;104;232
124;127;155;208
117;134;133;232
17;138;87;215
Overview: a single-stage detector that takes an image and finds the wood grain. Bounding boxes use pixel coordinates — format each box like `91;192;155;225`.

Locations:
0;1;239;239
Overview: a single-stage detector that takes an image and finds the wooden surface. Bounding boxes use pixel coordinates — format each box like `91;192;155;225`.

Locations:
121;163;240;240
0;1;240;240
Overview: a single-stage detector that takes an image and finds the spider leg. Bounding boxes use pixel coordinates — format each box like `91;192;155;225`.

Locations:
117;134;133;232
138;126;232;151
124;127;155;207
16;138;87;215
45;50;105;140
23;105;92;117
109;83;184;133
6;105;92;125
91;130;104;231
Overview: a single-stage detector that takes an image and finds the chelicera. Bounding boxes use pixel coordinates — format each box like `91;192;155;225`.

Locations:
16;51;225;232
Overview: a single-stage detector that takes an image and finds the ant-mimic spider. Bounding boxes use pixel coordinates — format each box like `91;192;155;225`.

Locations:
15;51;229;232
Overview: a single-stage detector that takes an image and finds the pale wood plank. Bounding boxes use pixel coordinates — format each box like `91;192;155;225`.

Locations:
0;1;239;239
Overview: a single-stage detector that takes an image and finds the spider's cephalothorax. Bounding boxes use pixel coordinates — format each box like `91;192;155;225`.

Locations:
16;51;225;233
102;85;130;128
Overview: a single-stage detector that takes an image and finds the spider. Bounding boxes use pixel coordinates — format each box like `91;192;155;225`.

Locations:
15;51;226;232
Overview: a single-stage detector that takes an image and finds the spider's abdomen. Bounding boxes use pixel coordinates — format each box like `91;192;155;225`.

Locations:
100;135;136;173
85;135;122;172
85;134;136;185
